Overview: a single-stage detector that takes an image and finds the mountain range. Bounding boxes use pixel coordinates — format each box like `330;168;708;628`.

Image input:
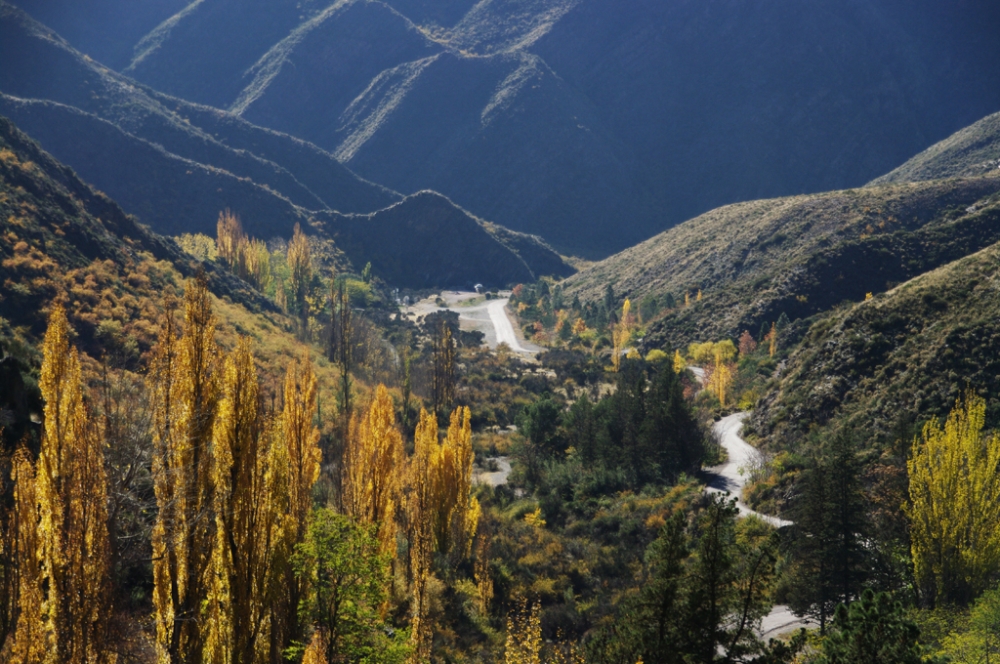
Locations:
8;0;1000;257
0;3;571;288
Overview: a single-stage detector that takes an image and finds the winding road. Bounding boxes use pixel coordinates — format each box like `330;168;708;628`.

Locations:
705;413;793;529
705;412;811;639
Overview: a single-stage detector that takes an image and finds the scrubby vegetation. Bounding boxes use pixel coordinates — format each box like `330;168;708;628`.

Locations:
7;11;1000;659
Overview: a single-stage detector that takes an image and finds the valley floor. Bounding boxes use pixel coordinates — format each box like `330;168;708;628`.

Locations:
404;290;542;356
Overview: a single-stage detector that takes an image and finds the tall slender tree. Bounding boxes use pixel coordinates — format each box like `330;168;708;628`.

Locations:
288;223;312;337
330;279;353;444
908;391;1000;605
7;446;45;664
405;403;481;658
274;355;322;654
431;321;455;415
787;431;869;630
612;299;633;372
151;278;221;664
204;338;287;664
34;304;113;663
342;385;404;558
406;409;437;660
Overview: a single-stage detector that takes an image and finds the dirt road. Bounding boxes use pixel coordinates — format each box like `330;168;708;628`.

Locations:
404;291;539;356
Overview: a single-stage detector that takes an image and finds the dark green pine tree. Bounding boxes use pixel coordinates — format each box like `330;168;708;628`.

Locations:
819;590;923;664
641;361;703;479
682;495;739;662
787;430;870;632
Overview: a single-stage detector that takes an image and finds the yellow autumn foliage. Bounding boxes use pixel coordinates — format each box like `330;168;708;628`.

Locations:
908;392;1000;604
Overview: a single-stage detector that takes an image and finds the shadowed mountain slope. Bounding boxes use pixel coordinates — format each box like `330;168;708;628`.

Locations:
125;0;325;110
0;95;308;238
751;239;1000;451
232;0;440;150
564;175;1000;349
10;0;188;69
441;0;580;55
382;0;476;28
532;0;1000;234
0;2;399;217
13;0;1000;258
871;110;1000;185
97;0;1000;258
332;49;649;255
318;191;573;289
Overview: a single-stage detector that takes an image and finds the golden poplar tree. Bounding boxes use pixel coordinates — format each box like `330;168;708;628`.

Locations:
434;406;479;558
151;279;221;664
612;299;632;372
343;385;404;558
707;341;736;407
34;304;112;663
274;355;322;651
504;601;543;664
300;631;329;664
8;446;45;664
673;349;686;374
288;223;312;332
405;405;482;655
204;338;286;664
406;409;438;660
767;323;777;358
907;392;1000;605
474;533;494;616
216;209;243;269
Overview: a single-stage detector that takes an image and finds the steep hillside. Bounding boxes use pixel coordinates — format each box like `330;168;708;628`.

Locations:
317;191;573;289
232;0;440;150
334;50;649;255
0;113;277;356
871;110;1000;185
382;0;476;28
0;5;574;287
0;2;399;216
442;0;580;55
14;1;1000;258
564;176;1000;348
0;95;312;238
125;0;322;109
533;0;1000;232
11;0;188;69
751;240;1000;452
0;113;360;456
0;105;570;288
83;0;1000;258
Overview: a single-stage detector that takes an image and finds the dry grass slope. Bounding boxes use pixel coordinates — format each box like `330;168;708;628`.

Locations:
752;239;1000;451
871;110;1000;185
564;175;1000;349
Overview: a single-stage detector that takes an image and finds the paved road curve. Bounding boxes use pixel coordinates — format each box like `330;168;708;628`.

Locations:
705;413;793;528
704;412;811;639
